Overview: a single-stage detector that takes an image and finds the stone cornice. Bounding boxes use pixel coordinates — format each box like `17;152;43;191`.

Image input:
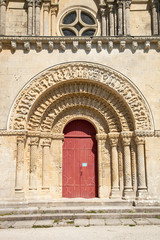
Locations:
0;36;159;52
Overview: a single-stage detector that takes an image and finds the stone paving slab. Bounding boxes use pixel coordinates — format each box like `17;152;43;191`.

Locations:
0;221;15;229
134;218;151;225
105;219;121;225
90;219;105;226
147;218;160;225
120;218;136;225
74;219;89;226
12;220;36;228
34;220;54;227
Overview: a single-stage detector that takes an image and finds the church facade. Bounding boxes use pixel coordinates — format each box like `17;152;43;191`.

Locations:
0;0;160;203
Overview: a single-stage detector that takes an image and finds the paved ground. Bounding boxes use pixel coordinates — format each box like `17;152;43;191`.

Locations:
0;226;160;240
1;217;160;228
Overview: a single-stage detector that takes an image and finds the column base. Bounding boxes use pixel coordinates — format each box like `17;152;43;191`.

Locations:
29;187;37;190
136;189;148;200
122;189;135;200
41;187;50;191
15;188;23;192
110;189;121;199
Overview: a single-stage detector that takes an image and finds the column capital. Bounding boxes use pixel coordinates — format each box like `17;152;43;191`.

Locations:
149;0;158;8
108;4;114;12
41;137;51;146
100;6;107;17
117;0;123;8
43;2;50;12
134;136;145;145
96;134;107;140
30;137;39;146
125;0;131;9
17;135;26;143
108;132;119;146
0;0;6;6
51;6;58;15
121;131;133;146
35;0;42;7
26;0;33;7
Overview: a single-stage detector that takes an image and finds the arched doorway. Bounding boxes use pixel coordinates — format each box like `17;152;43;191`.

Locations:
62;120;98;198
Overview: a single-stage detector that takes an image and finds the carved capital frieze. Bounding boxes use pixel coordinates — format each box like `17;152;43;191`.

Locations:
108;132;119;147
30;137;39;145
134;136;145;145
100;6;106;17
96;134;108;140
35;0;42;8
17;135;26;143
52;134;64;140
43;2;50;12
121;131;133;146
125;0;131;9
26;0;33;7
41;137;51;146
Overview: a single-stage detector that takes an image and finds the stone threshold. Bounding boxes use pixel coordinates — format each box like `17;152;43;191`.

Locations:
0;36;160;52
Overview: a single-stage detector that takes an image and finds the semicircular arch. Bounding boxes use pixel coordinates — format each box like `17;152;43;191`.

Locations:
8;62;154;131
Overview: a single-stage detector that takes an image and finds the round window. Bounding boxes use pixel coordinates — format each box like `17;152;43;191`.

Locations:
60;9;98;37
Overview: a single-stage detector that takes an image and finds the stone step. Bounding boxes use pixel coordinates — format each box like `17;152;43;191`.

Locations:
1;212;160;221
1;206;160;215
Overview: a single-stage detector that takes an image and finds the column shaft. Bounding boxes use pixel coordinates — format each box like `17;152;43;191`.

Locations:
51;6;58;36
0;1;6;35
135;136;147;199
109;5;114;36
27;3;33;35
117;1;123;35
29;137;39;190
125;1;131;35
152;5;158;35
35;2;41;35
42;138;51;189
123;144;132;190
43;3;50;36
15;136;25;191
100;7;107;36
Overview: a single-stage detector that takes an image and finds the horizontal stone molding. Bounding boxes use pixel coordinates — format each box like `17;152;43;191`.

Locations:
0;36;160;52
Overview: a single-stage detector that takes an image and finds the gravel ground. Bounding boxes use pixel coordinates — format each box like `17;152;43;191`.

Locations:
0;225;160;240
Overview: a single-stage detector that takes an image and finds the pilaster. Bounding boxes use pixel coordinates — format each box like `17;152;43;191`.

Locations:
51;4;58;36
43;1;51;36
100;4;107;36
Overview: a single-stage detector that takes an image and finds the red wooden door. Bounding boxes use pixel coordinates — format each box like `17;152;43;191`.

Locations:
62;120;98;198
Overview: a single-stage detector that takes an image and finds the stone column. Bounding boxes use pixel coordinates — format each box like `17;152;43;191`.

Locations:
121;132;134;199
100;6;107;36
150;0;158;35
29;137;39;190
15;136;26;191
0;0;7;35
96;134;108;198
27;0;33;35
135;135;147;199
52;134;64;197
43;2;50;36
108;4;114;36
108;133;120;198
41;138;51;190
117;0;123;35
51;5;58;36
35;0;42;35
125;0;131;35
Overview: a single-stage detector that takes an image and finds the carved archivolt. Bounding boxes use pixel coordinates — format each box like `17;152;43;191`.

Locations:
8;62;153;131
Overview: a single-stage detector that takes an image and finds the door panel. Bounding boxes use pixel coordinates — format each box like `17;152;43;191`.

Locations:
62;120;98;198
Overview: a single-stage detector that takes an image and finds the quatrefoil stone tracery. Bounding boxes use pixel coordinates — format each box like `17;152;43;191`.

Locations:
60;9;98;36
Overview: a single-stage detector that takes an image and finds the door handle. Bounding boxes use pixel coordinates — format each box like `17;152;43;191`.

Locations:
80;171;82;176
